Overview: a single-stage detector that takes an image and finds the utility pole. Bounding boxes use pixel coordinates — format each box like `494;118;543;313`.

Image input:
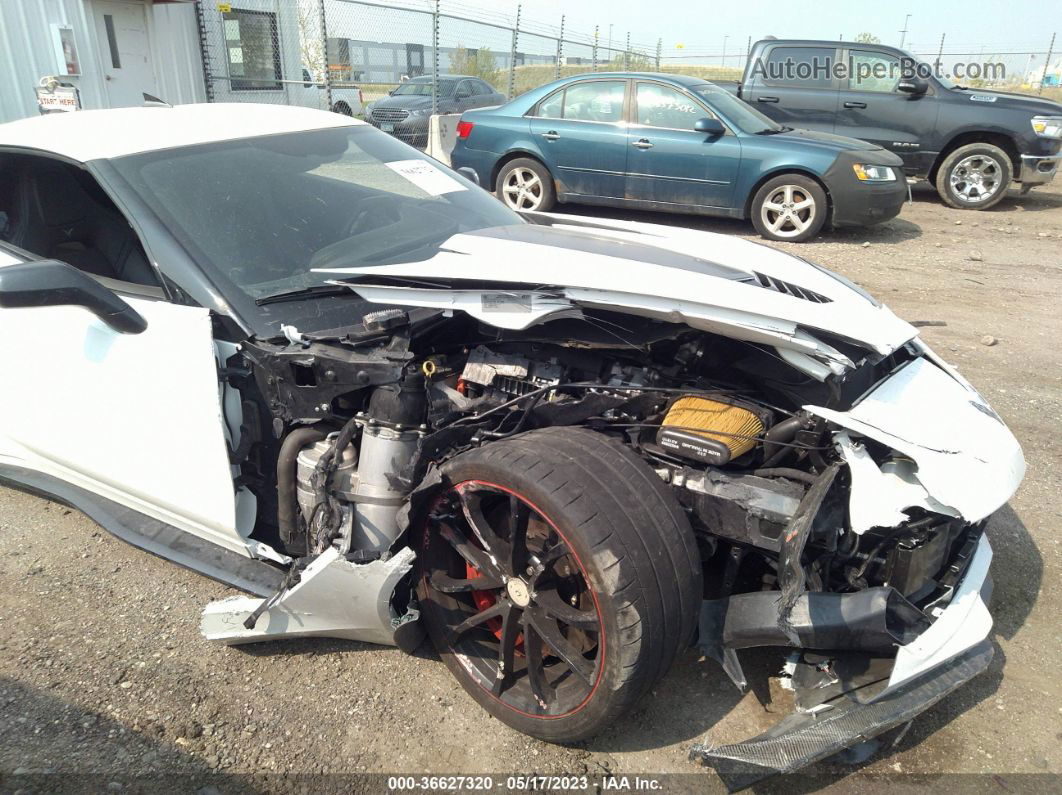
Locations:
1042;32;1056;95
317;0;332;112
655;38;662;71
899;14;911;48
624;32;630;70
722;35;728;69
935;32;945;79
555;14;564;79
507;4;520;99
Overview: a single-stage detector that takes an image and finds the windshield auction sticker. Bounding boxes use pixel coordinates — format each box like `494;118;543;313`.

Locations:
385;159;467;196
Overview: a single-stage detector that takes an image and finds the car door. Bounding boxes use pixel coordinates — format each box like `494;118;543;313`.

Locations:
0;157;252;558
745;45;841;133
625;81;740;209
833;47;940;170
527;79;629;199
454;80;477;112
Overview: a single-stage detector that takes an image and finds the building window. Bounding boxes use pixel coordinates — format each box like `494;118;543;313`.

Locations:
223;9;282;90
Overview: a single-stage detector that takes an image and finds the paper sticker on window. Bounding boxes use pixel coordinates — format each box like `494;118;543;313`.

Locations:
385;159;467;196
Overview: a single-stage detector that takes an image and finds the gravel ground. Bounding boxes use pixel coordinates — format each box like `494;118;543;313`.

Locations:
2;182;1061;793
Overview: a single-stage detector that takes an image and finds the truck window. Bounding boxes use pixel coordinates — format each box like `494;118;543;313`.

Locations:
761;46;835;89
849;50;901;93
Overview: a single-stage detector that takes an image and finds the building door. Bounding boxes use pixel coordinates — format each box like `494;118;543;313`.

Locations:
92;0;159;107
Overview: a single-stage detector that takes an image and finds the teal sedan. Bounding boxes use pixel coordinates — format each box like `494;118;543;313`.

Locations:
451;72;907;242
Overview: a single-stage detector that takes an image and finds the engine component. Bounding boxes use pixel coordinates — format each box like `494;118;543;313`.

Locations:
460;345;563;398
296;438;356;549
668;466;804;552
657;396;769;465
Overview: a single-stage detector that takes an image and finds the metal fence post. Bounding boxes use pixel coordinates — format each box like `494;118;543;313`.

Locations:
1041;32;1056;94
624;32;630;70
936;32;945;76
592;25;599;72
432;0;440;114
317;0;332;111
193;0;214;102
655;38;661;70
508;4;520;99
555;15;565;79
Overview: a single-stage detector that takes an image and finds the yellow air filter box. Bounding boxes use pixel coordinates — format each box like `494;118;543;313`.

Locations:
657;396;767;465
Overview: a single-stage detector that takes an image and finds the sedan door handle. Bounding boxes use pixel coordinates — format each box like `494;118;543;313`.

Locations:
632;138;653;149
844;101;867;109
541;130;560;141
757;96;779;103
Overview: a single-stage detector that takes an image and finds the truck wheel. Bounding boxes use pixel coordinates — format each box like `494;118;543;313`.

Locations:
934;143;1012;210
751;174;828;242
496;158;556;212
416;427;702;743
331;101;353;116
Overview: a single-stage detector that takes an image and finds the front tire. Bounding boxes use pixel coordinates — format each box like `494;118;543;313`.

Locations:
750;174;828;242
934;143;1012;210
495;158;556;212
416;427;702;742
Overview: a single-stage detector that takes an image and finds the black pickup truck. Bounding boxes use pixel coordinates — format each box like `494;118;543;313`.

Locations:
718;39;1062;209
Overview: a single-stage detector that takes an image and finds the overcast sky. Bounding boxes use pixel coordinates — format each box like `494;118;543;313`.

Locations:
456;0;1056;56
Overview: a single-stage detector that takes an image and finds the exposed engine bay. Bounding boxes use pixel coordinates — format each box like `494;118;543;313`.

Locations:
200;274;1020;788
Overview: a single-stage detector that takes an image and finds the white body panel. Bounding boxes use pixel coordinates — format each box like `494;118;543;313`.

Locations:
875;535;994;697
808;356;1026;523
321;220;917;363
0;295;249;556
0;102;361;162
200;547;415;646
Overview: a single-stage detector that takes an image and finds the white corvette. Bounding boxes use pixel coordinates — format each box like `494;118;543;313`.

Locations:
0;104;1023;788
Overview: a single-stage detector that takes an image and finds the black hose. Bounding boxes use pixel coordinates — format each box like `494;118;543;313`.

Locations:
761;415;806;466
751;467;820;486
277;426;328;547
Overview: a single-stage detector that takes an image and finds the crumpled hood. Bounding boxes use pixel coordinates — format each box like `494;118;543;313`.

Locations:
318;213;917;371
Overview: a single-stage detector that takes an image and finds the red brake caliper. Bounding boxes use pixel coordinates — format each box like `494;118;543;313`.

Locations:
466;562;524;650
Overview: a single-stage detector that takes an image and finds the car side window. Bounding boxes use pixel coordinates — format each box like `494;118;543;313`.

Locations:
475;81;492;96
562;81;625;123
534;88;565;118
634;83;704;130
849;50;901;93
761;46;836;89
3;154;160;289
457;80;474;98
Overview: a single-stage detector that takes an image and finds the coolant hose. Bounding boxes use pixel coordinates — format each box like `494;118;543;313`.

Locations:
277;426;328;546
761;415;806;466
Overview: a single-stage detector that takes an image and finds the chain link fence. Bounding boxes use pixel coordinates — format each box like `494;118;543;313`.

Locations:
193;3;1061;149
194;0;667;147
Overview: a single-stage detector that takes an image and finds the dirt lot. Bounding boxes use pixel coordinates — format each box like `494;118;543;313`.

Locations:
2;182;1061;793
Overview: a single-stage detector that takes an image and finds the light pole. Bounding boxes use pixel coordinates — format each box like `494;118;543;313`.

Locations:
722;35;728;68
899;14;911;48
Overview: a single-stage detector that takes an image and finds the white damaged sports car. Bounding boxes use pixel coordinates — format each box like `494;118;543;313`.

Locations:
0;105;1024;788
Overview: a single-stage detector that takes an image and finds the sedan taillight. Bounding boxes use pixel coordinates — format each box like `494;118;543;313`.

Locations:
456;120;474;140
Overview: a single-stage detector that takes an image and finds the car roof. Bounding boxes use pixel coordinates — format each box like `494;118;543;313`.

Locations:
408;74;476;82
562;72;710;87
0;103;364;163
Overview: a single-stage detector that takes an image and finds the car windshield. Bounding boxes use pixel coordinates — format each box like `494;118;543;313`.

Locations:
393;80;455;96
690;84;784;134
110;125;520;315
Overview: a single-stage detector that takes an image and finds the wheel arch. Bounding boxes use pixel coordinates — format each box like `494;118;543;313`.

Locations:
743;168;832;221
928;131;1020;184
491;150;554;193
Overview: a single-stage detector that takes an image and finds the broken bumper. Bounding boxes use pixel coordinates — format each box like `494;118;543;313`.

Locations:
693;534;995;790
691;639;993;791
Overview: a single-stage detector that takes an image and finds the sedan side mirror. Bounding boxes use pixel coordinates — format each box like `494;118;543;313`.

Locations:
0;259;147;334
694;117;726;136
897;77;929;95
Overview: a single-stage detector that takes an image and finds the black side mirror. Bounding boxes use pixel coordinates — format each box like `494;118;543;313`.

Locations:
897;77;929;95
456;166;481;187
0;260;147;334
694;117;726;136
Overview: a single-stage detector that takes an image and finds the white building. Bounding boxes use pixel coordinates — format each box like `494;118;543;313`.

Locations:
0;0;207;123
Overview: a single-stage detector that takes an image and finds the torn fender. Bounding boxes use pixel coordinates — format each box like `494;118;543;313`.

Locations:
200;547;417;646
807;356;1025;522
